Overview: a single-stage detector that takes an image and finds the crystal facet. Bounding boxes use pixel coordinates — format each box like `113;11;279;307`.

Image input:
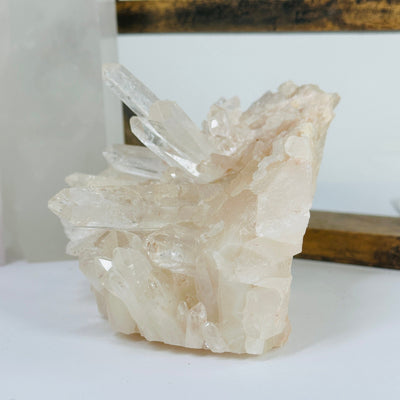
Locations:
103;144;166;180
49;65;339;354
103;63;158;118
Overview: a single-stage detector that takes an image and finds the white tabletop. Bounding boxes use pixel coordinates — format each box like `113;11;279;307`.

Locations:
1;259;399;400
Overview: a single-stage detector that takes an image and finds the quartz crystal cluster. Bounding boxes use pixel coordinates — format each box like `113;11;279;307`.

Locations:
49;64;339;354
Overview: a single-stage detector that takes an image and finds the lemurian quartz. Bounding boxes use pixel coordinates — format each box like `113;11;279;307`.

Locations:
49;64;339;354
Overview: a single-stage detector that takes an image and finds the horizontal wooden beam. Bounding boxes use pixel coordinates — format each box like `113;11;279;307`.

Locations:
116;0;400;33
297;211;400;269
122;104;142;146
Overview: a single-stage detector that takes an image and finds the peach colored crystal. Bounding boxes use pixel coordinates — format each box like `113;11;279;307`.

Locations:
49;64;339;354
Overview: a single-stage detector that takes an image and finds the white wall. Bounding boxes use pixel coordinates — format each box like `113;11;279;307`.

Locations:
118;33;400;217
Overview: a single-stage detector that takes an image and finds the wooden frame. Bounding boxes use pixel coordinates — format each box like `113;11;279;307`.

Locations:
117;0;400;33
298;212;400;269
116;0;400;270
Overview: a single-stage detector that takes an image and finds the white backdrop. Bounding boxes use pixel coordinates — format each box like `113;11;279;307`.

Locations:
118;33;400;217
0;0;122;262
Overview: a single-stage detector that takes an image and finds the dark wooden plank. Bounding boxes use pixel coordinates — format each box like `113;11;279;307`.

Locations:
117;0;400;33
123;103;142;146
298;211;400;269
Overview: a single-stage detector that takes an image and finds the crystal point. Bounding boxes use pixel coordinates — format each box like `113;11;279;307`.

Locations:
49;64;339;355
103;144;166;179
102;63;158;117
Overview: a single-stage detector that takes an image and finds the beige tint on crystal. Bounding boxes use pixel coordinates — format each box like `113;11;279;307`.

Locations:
49;64;339;354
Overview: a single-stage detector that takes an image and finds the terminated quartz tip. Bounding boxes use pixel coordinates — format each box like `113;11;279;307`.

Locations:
102;63;158;117
49;64;339;355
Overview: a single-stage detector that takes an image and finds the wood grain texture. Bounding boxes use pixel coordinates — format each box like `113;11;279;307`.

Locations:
117;0;400;33
123;104;142;146
298;211;400;269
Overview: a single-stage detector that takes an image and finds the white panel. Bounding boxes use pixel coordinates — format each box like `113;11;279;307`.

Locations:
0;0;121;262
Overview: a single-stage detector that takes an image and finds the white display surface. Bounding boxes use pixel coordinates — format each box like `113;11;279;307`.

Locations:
1;259;399;399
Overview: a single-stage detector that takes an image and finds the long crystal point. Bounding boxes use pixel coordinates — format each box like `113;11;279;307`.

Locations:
103;144;166;180
148;100;214;162
103;64;222;182
102;63;158;117
130;101;226;182
48;182;223;231
130;116;201;178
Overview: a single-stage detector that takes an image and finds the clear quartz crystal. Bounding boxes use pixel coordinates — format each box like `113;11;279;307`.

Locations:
103;144;166;179
49;64;339;355
129;117;202;178
103;63;158;117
